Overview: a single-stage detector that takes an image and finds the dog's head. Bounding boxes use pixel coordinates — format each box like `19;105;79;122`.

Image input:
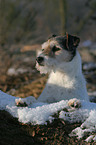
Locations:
36;33;80;74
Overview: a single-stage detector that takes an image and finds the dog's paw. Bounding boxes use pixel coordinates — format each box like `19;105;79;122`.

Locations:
15;96;37;107
68;98;81;108
15;98;28;107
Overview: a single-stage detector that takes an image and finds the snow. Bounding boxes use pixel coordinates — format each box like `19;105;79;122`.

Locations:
17;101;67;124
0;90;15;110
81;40;92;47
85;135;95;142
83;62;96;71
0;90;96;142
0;90;68;124
88;91;96;96
59;109;89;123
7;68;28;75
7;67;34;76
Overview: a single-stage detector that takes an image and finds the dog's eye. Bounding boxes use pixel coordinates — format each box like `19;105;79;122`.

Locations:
42;49;44;51
52;46;61;52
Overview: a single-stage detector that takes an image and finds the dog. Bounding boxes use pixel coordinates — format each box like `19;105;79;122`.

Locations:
16;33;89;108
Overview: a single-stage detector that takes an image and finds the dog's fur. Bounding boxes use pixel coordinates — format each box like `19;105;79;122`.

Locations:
35;33;89;107
16;33;89;108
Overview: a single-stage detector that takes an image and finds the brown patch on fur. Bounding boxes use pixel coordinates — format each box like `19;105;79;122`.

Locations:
73;38;80;47
66;32;69;49
42;41;55;57
43;46;52;56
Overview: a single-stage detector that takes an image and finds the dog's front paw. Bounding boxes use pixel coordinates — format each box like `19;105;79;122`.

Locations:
15;98;28;107
15;96;37;107
68;98;81;108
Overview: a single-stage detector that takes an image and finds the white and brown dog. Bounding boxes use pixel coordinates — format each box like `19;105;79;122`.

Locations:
16;33;89;108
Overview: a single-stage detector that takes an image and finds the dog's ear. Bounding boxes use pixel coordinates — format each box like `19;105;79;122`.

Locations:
72;35;80;47
66;33;80;50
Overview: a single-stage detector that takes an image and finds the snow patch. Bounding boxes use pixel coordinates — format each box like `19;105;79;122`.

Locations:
83;62;96;71
85;135;95;143
0;90;96;142
7;67;34;76
82;40;92;47
59;109;89;123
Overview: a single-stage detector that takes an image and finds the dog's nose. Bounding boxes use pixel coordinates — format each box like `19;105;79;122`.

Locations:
36;56;44;64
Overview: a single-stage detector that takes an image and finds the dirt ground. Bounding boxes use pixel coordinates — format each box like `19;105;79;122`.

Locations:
0;45;96;145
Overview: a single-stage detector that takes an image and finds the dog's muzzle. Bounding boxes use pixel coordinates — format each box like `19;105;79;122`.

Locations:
36;56;44;66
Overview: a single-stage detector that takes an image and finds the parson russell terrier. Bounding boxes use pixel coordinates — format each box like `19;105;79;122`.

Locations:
16;33;89;108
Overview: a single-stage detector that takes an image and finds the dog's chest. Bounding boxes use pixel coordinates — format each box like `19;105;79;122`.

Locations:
39;70;88;102
48;71;76;89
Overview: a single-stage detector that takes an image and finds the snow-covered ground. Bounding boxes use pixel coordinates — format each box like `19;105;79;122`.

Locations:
83;62;96;71
7;67;35;76
0;90;96;142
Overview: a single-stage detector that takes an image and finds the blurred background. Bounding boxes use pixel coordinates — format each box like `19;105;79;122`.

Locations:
0;0;96;98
